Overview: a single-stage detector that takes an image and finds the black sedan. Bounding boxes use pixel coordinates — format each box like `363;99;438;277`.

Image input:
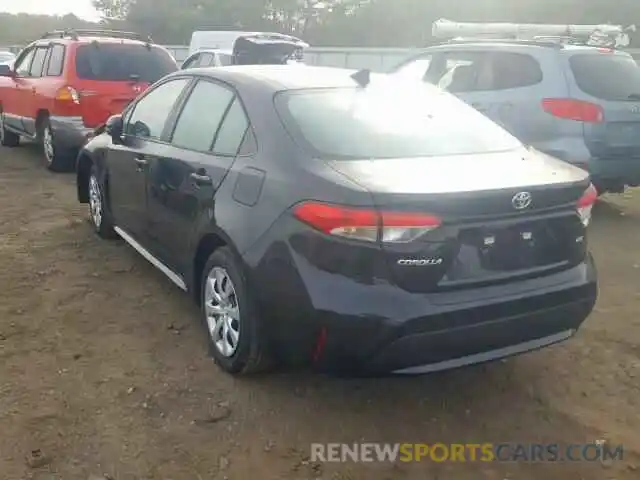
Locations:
76;65;598;375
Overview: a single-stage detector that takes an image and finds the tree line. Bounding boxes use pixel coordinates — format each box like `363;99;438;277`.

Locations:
2;0;640;48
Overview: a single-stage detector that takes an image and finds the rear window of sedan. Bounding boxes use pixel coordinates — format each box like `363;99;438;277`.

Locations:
274;80;522;160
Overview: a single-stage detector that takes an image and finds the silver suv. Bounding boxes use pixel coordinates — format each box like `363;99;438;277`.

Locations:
391;40;640;194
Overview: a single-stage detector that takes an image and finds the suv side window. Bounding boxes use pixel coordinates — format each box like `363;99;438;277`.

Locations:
213;98;250;156
431;52;490;93
487;52;543;90
14;48;36;77
170;80;234;151
394;54;433;81
29;47;49;77
46;44;65;76
125;78;190;139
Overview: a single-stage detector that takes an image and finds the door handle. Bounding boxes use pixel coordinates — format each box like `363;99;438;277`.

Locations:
190;172;212;186
134;156;148;171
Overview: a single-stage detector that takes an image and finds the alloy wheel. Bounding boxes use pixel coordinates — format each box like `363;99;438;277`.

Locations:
43;126;54;164
204;267;241;357
88;174;103;228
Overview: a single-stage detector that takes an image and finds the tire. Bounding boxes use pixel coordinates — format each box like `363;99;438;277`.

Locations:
201;247;273;375
40;117;74;172
0;110;20;147
88;163;117;239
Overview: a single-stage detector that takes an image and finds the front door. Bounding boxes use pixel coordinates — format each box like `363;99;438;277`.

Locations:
147;79;248;273
4;47;36;133
107;77;191;242
21;45;50;136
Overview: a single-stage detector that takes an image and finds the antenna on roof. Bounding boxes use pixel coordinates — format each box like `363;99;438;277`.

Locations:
432;18;635;48
351;68;371;87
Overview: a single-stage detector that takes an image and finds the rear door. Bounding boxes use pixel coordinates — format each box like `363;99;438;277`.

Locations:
73;43;178;128
563;50;640;160
146;78;249;272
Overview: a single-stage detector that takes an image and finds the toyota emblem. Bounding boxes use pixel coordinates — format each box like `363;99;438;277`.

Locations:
512;191;532;210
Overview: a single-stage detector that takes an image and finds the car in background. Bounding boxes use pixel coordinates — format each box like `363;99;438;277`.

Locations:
0;51;15;66
391;38;640;195
181;49;234;69
75;65;597;376
182;33;307;70
0;29;177;172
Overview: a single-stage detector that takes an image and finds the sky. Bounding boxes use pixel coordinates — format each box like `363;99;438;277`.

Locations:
1;0;101;21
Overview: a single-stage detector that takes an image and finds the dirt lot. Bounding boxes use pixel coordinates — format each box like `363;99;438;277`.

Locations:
0;144;639;480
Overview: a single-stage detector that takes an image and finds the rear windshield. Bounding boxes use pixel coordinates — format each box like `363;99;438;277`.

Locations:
274;80;522;160
569;53;640;101
75;44;177;83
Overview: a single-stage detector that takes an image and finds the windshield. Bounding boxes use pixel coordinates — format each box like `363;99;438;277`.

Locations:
75;44;177;83
274;80;522;160
569;53;640;101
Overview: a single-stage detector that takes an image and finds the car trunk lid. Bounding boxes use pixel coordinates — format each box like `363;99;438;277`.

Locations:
327;147;592;292
232;34;308;64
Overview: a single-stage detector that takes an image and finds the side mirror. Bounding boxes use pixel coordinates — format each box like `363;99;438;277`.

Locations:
0;64;14;77
104;114;123;141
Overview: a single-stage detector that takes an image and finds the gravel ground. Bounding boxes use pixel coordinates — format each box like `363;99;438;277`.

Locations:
0;144;638;480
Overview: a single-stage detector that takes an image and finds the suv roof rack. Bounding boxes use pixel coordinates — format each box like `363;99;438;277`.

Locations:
444;38;566;48
41;29;152;43
432;18;636;48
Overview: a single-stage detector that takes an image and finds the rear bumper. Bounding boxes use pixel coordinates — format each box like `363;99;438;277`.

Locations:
50;116;93;150
588;157;640;185
251;235;598;373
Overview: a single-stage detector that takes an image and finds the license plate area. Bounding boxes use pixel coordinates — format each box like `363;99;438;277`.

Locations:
460;219;574;273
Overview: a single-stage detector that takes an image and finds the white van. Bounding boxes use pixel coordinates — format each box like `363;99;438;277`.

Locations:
188;31;308;56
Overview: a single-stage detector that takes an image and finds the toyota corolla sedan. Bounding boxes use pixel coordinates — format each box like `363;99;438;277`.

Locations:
75;65;598;375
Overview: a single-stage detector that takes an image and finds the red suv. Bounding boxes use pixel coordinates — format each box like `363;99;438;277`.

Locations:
0;29;177;171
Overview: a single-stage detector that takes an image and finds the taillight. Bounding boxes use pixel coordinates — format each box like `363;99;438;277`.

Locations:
576;183;597;227
55;86;80;104
292;201;441;243
542;98;603;123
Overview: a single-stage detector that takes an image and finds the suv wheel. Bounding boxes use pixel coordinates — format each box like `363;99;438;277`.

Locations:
0;110;20;147
201;247;273;375
41;118;73;172
88;164;116;239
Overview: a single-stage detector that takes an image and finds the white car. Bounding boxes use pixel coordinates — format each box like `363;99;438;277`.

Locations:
0;51;15;67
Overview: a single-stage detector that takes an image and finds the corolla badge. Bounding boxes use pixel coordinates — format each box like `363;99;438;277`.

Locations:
397;258;443;266
512;191;532;210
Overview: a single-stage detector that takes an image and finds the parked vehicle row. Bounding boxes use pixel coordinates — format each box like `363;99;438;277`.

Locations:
1;24;604;378
75;64;598;376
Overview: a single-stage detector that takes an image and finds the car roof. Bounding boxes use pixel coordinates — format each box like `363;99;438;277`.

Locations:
178;65;366;92
187;49;233;56
31;37;159;48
